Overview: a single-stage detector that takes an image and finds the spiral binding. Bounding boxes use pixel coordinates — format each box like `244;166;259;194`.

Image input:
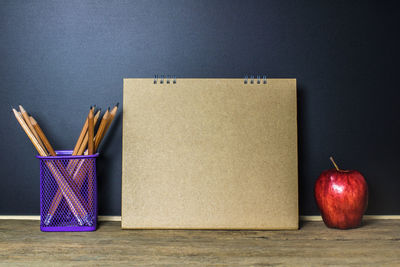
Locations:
154;75;266;84
154;75;176;84
244;75;267;84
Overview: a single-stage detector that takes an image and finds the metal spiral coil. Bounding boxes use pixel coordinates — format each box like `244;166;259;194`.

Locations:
244;75;267;84
154;75;177;84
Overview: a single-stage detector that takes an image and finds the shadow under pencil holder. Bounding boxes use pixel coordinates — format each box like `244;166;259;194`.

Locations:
37;150;99;232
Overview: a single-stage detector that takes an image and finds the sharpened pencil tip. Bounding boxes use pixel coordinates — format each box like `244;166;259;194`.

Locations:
30;116;37;125
115;102;119;107
10;105;17;113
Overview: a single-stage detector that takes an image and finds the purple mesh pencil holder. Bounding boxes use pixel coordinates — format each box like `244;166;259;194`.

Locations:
37;150;99;232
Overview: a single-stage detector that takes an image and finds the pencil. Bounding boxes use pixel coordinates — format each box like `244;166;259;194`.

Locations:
13;108;89;225
86;109;95;209
66;109;100;173
104;103;119;134
47;109;101;221
30;115;89;216
88;109;94;155
72;107;93;156
13;109;46;156
76;110;101;156
30;116;56;156
31;113;78;219
80;109;95;210
30;115;86;194
19;105;47;154
94;108;110;151
95;103;118;151
67;109;100;174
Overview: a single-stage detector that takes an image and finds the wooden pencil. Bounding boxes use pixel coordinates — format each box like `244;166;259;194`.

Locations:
104;103;119;133
13;109;47;156
19;105;46;153
31;115;89;215
94;108;110;151
95;103;118;151
66;109;100;175
88;109;94;155
31;113;78;219
75;108;100;211
12;108;88;225
65;109;100;186
72;108;92;156
87;108;95;209
76;110;101;156
30;116;57;156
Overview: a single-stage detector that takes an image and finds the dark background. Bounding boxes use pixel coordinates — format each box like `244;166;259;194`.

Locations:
1;0;399;216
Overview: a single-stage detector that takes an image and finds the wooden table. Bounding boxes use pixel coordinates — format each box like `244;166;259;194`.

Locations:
1;219;400;266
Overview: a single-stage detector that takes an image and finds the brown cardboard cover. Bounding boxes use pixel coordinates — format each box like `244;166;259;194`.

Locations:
122;78;298;229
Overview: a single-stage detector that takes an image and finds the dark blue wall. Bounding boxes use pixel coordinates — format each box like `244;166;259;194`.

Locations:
1;0;399;215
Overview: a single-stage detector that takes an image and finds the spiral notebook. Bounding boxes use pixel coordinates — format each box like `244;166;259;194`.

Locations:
122;76;298;229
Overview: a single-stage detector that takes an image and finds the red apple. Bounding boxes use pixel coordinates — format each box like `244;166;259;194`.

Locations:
314;157;368;229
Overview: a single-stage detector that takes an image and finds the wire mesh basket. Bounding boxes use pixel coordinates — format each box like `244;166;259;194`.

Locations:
37;150;99;231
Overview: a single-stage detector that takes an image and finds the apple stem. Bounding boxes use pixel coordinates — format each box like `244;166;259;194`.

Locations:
329;156;340;171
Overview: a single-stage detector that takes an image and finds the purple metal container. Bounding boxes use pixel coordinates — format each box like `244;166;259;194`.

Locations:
37;150;99;232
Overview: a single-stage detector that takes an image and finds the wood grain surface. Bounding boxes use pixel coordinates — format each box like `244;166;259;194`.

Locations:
1;220;400;266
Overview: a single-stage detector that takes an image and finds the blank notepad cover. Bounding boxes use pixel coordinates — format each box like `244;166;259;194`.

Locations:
122;78;298;229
